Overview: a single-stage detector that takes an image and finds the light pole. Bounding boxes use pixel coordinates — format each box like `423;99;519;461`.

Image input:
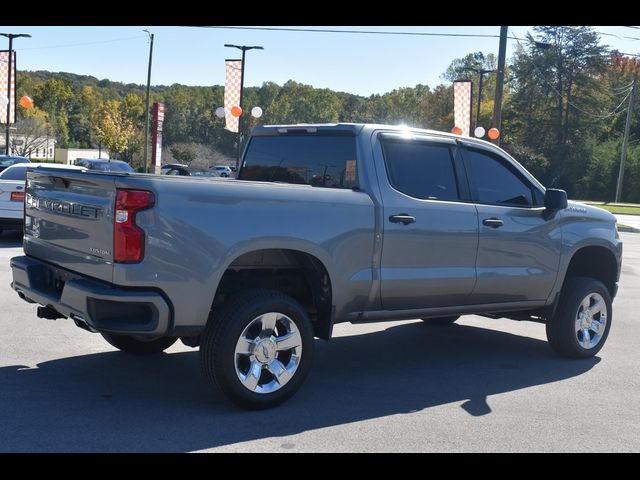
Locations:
464;67;497;131
143;30;154;173
224;44;263;170
0;32;31;154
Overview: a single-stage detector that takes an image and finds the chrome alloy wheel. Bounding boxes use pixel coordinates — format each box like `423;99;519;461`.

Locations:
234;312;303;394
574;292;608;350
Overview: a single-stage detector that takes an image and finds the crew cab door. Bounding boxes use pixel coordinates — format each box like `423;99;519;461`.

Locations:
461;144;562;303
375;133;478;310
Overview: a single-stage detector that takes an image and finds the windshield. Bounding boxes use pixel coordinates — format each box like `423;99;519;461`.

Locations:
0;157;29;167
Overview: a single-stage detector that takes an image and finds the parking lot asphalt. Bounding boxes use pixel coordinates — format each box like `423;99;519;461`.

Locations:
0;230;638;452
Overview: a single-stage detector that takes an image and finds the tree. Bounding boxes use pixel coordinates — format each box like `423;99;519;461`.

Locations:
33;78;74;148
11;107;52;158
442;52;497;83
505;27;609;192
169;143;197;164
93;100;136;158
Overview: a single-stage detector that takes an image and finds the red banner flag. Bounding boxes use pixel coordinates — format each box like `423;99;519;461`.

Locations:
0;50;17;125
453;80;473;137
224;59;242;133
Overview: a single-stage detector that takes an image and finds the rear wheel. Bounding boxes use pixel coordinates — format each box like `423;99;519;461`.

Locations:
101;333;178;355
546;277;612;359
200;289;314;410
421;316;460;326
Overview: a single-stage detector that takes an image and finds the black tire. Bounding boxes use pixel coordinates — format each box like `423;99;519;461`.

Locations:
421;315;460;326
200;289;314;410
546;276;612;359
101;333;178;355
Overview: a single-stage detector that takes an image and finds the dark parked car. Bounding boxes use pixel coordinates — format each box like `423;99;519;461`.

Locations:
164;165;220;177
0;155;30;173
74;158;134;173
161;163;187;174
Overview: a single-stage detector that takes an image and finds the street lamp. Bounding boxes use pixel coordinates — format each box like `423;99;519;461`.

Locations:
224;44;263;170
0;32;31;154
464;67;497;131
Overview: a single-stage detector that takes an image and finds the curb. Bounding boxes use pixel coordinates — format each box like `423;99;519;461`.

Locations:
617;225;640;233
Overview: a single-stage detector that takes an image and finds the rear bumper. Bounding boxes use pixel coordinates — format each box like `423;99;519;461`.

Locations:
11;255;171;336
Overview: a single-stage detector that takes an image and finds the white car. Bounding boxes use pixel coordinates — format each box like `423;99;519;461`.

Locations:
213;165;233;177
0;163;86;234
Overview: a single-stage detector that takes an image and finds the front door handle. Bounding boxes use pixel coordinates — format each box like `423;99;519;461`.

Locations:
483;217;504;228
389;214;416;225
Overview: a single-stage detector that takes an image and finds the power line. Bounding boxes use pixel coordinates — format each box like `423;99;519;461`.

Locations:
563;26;640;42
612;80;636;92
20;35;147;51
193;25;527;40
196;26;639;57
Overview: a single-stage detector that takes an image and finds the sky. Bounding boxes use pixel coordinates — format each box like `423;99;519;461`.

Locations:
0;26;638;97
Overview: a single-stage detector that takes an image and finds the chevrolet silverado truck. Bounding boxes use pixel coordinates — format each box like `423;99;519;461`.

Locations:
11;123;622;409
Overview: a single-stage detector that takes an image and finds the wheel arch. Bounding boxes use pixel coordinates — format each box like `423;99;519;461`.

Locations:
212;247;334;339
563;245;619;298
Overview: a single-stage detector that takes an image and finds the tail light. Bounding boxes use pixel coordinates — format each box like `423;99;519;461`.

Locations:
11;192;25;202
114;189;155;263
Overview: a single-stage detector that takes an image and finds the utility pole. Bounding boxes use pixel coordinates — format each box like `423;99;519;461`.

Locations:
143;30;154;173
615;78;637;203
491;26;508;145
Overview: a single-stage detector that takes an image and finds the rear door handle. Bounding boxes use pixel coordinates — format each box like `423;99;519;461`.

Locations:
482;217;504;228
389;214;416;225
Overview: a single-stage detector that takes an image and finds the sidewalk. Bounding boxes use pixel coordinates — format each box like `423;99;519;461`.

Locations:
615;214;640;232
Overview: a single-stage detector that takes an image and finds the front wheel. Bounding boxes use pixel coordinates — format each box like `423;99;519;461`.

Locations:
200;289;314;410
101;333;178;355
546;277;612;359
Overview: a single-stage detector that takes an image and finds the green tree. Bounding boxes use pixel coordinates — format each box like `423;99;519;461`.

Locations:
33;78;74;147
505;27;608;192
93;99;136;158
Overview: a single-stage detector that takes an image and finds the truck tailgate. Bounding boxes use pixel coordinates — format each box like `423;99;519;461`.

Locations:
24;168;116;283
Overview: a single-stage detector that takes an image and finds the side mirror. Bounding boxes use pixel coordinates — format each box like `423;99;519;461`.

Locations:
544;189;567;218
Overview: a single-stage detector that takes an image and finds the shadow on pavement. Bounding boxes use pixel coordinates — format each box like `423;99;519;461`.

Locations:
0;230;22;248
0;321;598;452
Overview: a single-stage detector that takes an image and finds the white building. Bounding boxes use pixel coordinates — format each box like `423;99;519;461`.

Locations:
55;148;110;165
0;133;56;160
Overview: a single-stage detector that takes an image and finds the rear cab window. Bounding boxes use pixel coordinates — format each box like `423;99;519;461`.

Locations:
239;133;358;189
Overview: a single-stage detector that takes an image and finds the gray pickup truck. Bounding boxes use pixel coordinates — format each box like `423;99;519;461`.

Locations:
11;123;622;409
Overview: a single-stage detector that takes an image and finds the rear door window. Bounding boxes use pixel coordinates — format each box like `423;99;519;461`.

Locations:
240;134;357;189
381;140;460;201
